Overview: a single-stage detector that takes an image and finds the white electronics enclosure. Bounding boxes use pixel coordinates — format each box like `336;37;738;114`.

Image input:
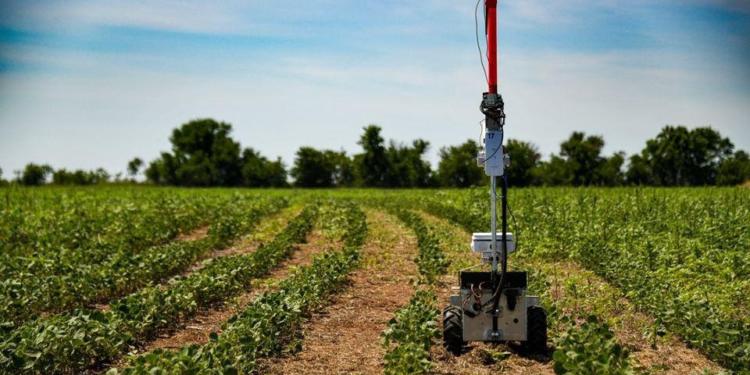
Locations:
483;129;504;176
471;232;515;253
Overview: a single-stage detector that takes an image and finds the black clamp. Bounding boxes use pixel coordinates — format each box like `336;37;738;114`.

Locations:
480;92;506;129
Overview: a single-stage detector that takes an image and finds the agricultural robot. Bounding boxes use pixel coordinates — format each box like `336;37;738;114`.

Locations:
442;0;548;355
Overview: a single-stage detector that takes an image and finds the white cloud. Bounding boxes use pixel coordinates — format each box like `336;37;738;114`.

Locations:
0;1;748;175
1;39;748;176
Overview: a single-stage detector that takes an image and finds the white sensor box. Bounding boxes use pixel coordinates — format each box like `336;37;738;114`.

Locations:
484;129;504;176
471;232;515;253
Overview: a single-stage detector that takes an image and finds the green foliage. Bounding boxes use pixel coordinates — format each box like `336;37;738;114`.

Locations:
172;119;242;186
126;158;143;177
717;150;750;186
145;119;286;187
389;208;448;283
533;155;572;186
0;202;314;374
536;132;624;186
0;192;285;331
625;153;651;185
437;139;484;187
290;126;433;188
627;125;734;185
291;147;337;187
7;122;749;188
382;290;440;375
18;163;52;186
402;187;750;371
560;132;608;186
241;148;288;187
377;204;447;374
52;168;110;185
356;124;390;187
113;200;367;374
597;151;625;186
553;316;633;375
385;139;434;188
506;139;541;187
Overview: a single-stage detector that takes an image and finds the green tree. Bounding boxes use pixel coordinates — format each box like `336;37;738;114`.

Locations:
19;163;53;186
145;152;178;185
127;158;143;178
145;119;243;186
291;147;336;187
356;125;389;187
505;139;541;187
325;150;355;187
437;140;484;187
630;126;733;186
595;151;625;186
385;139;434;187
537;132;624;186
93;168;110;183
240;148;287;187
52;169;78;185
534;155;572;186
559;132;607;186
717;150;750;186
625;154;651;185
52;168;110;185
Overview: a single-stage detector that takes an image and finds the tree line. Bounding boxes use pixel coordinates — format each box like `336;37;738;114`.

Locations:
3;118;749;187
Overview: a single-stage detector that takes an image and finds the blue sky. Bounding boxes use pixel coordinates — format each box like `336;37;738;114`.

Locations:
0;0;748;177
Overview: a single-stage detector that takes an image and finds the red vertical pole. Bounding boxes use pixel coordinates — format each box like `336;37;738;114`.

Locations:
485;0;498;94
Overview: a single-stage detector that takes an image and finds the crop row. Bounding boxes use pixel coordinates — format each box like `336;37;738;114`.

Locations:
0;188;236;273
0;196;287;333
381;207;448;374
382;290;440;375
392;198;635;374
522;266;633;374
393;199;635;373
388;207;449;283
112;200;367;374
513;189;749;372
0;204;318;374
401;188;749;372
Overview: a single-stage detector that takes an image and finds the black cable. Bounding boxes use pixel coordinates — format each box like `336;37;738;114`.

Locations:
508;200;520;253
475;0;488;85
488;175;508;316
481;130;503;166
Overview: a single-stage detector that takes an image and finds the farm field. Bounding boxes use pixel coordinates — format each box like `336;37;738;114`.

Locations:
0;186;748;374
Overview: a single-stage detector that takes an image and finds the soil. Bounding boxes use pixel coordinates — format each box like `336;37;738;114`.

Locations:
176;225;210;241
93;208;299;313
419;212;723;375
539;260;722;375
259;209;419;375
91;224;212;313
421;213;554;375
104;207;303;372
181;206;302;276
140;229;336;352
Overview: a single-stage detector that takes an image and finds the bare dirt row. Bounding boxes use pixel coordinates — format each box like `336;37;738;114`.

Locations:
420;212;722;375
111;205;722;374
143;226;331;352
260;209;420;375
107;206;304;370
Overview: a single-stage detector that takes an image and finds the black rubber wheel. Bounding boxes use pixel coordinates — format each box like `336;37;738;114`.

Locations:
443;305;464;355
523;305;548;353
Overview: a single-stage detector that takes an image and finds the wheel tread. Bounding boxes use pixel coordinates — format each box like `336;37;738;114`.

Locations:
524;305;548;353
443;305;464;355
